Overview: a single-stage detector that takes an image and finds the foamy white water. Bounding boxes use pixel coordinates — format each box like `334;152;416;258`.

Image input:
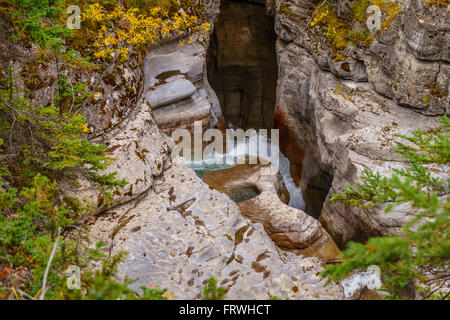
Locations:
187;131;305;210
279;152;305;210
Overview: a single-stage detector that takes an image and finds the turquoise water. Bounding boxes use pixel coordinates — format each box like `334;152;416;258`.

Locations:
186;132;306;210
189;160;232;179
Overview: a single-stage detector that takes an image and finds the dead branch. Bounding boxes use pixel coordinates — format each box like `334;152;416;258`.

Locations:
304;0;329;31
39;227;61;300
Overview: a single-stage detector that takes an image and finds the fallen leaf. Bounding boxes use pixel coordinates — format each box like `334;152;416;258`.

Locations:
0;267;9;281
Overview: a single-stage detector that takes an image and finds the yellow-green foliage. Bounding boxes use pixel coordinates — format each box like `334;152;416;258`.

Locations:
311;1;373;51
279;5;307;20
351;0;400;30
424;0;450;8
82;3;210;61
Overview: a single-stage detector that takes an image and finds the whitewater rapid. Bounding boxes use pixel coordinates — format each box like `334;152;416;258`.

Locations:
187;131;305;210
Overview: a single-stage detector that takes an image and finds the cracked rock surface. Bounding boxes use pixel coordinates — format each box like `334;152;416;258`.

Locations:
90;157;344;300
86;0;448;298
272;0;448;247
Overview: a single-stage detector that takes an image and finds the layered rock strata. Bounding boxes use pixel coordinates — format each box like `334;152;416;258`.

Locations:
272;0;448;247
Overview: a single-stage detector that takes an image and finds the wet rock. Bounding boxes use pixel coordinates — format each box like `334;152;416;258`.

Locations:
238;191;340;261
203;164;290;204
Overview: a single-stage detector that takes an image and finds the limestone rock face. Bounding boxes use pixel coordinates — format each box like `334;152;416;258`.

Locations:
138;0;224;134
78;66;344;299
272;0;447;247
82;54;144;136
147;78;197;109
203;164;290;204
276;37;441;246
273;0;449;116
143;39;225;134
63;100;172;213
239;191;341;261
90;157;344;300
0;15;143;138
275;39;439;247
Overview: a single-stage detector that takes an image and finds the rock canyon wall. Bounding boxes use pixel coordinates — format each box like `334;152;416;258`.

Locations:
3;0;447;301
272;0;448;247
144;0;448;249
207;0;278;129
86;0;344;300
66;0;447;299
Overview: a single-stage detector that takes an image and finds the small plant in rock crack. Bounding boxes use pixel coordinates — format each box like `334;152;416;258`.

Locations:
201;277;227;300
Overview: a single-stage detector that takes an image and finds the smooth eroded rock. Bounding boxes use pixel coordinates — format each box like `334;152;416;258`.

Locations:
239;191;341;261
203;164;290;204
90;157;344;300
146;78;196;109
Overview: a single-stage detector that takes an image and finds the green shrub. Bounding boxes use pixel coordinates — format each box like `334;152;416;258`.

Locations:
201;277;226;300
9;0;73;49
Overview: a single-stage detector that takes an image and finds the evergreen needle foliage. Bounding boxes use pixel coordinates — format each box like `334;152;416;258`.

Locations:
322;116;450;300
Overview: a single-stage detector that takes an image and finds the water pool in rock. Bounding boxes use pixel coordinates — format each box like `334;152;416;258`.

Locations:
229;185;261;203
187;132;306;211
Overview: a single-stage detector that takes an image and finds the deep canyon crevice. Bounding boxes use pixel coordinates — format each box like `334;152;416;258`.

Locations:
5;0;444;299
1;0;448;301
206;0;278;129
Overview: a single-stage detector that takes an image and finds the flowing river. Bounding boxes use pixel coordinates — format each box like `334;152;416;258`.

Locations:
187;131;306;211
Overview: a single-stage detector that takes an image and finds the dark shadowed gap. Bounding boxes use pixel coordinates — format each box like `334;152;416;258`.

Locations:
206;0;278;129
205;0;332;220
